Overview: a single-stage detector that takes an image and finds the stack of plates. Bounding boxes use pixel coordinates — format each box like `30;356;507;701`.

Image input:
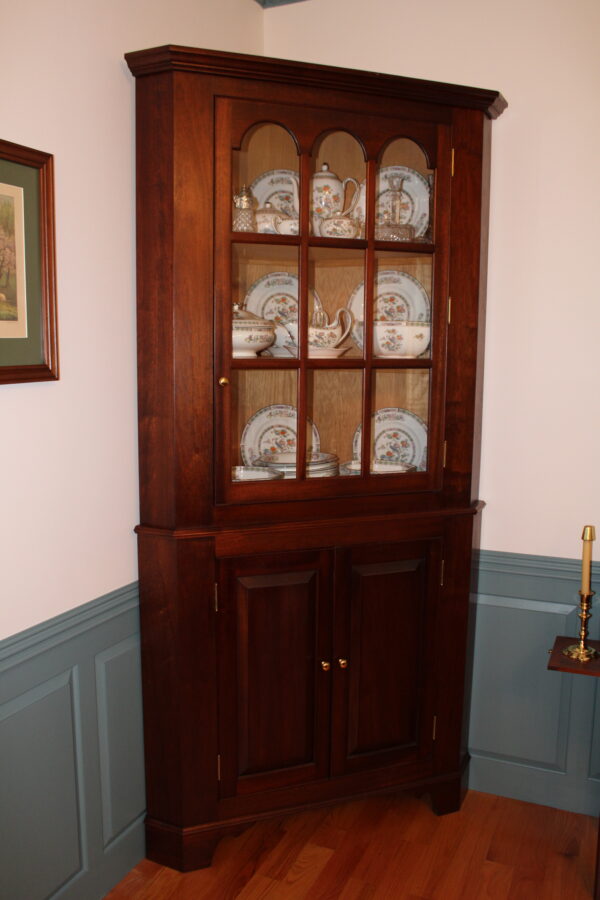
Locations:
257;451;339;479
339;460;416;476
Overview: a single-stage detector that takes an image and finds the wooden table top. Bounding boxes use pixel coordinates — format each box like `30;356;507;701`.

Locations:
548;636;600;677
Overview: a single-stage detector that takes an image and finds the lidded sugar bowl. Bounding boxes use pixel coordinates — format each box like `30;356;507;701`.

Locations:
232;304;276;357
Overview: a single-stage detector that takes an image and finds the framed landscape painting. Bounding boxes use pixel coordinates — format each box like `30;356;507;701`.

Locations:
0;139;58;383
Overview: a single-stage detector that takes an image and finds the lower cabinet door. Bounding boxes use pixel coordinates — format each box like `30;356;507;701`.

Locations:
217;549;332;798
331;539;442;777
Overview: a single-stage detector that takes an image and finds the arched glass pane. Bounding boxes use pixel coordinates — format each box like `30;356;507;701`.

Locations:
232;123;299;234
376;138;433;243
311;131;366;239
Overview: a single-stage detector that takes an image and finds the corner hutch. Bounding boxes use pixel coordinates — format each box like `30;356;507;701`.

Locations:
125;45;506;871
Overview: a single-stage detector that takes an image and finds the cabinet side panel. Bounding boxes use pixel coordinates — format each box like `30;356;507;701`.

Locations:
138;534;218;827
445;109;491;505
135;74;176;527
433;515;475;774
172;73;215;526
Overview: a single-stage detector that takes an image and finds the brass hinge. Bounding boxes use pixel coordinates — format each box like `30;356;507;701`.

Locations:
217;754;221;781
443;440;447;468
214;583;219;612
440;560;445;587
448;296;452;324
432;715;437;741
451;148;455;176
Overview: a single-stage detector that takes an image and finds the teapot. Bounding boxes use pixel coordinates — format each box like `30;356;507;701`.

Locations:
308;307;353;357
311;163;359;235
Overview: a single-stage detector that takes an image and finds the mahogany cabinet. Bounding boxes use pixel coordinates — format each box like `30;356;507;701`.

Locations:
125;45;506;871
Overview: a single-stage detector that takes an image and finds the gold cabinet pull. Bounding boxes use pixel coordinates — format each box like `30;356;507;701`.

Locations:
320;660;331;672
218;377;229;386
338;658;348;669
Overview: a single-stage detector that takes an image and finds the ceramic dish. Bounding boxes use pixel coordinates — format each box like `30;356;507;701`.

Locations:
355;166;431;237
339;459;416;475
243;272;322;356
352;408;428;471
347;270;430;350
232;466;284;481
250;169;299;218
241;404;320;466
257;450;338;479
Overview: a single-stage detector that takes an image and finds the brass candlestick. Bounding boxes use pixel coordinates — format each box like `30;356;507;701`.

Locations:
563;525;597;662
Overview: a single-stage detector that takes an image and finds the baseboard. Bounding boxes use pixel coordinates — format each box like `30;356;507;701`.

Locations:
0;584;145;900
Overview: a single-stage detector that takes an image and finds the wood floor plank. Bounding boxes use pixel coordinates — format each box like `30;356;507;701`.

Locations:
104;791;598;900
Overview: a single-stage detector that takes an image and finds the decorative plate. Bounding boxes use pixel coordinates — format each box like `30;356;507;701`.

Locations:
355;166;431;237
250;169;299;218
346;270;430;349
241;404;320;466
352;408;428;471
243;272;321;354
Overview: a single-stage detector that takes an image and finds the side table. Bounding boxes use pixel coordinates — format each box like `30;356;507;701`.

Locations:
548;636;600;898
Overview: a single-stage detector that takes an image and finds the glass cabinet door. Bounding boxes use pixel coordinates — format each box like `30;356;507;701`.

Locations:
216;99;448;497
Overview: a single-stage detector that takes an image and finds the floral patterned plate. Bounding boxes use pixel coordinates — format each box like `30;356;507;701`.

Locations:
241;404;320;466
346;270;430;350
250;169;299;218
352;408;427;472
355;166;431;237
244;272;322;355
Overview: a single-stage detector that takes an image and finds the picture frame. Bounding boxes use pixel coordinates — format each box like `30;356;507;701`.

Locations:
0;138;58;384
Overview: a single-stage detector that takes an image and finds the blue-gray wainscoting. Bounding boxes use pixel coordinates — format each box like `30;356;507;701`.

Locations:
0;584;145;900
1;551;599;899
469;549;600;817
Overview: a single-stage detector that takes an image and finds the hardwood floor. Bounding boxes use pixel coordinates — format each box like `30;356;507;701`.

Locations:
105;791;597;899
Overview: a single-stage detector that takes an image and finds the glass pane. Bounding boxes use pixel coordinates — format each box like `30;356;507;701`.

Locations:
376;138;433;242
306;370;363;478
233;244;299;358
231;370;300;481
357;370;430;474
232;123;299;235
311;131;366;239
308;247;364;359
371;252;432;359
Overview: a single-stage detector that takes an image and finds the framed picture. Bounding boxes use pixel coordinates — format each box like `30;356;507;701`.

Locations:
0;138;58;383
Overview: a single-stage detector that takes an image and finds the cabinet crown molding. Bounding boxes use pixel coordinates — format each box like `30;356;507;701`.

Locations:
124;45;507;120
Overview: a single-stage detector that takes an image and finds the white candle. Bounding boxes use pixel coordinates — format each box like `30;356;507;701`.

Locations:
581;525;596;595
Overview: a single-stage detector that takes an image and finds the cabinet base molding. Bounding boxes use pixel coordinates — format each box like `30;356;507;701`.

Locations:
145;768;468;871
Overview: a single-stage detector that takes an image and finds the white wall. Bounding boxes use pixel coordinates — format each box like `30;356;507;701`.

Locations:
264;0;600;561
1;0;263;639
3;0;598;640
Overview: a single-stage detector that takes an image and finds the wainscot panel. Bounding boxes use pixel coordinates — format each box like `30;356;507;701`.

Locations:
469;550;600;816
0;584;145;900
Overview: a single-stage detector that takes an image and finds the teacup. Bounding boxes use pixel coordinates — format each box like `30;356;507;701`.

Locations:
372;320;431;358
275;216;300;235
318;215;360;239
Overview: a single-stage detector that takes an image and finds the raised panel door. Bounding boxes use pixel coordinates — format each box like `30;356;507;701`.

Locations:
217;549;332;798
331;539;441;777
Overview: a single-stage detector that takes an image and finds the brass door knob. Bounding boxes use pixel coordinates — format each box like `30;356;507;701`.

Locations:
218;377;229;386
338;658;348;669
320;660;331;671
